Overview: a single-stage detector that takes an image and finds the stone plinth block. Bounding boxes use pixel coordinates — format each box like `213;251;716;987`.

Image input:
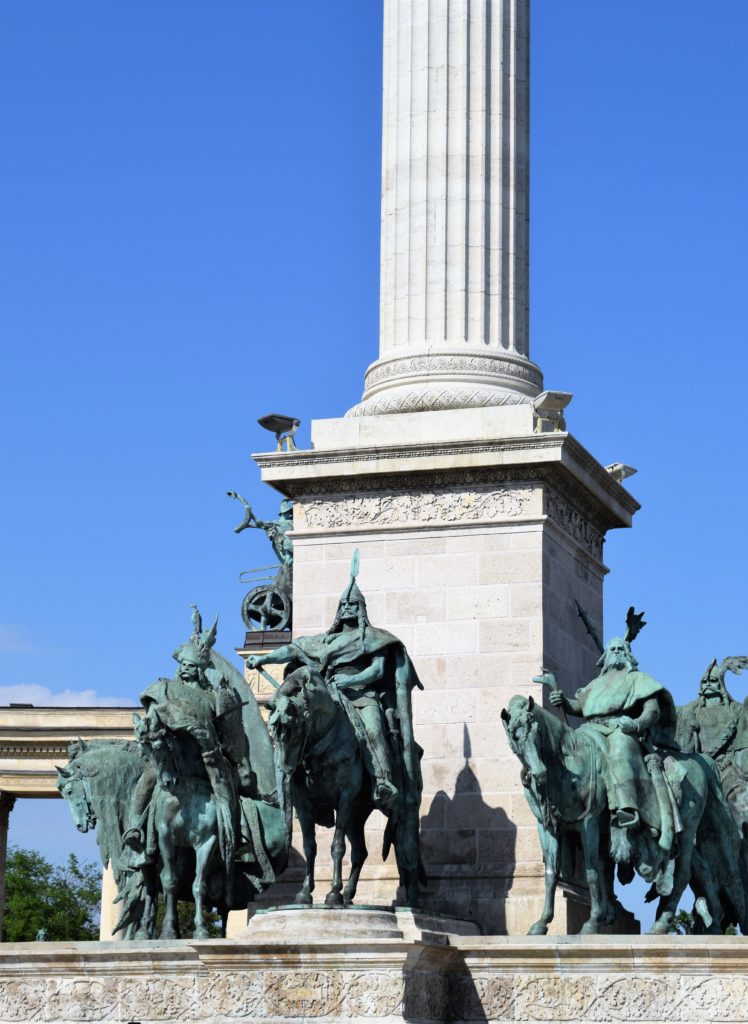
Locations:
0;935;746;1023
254;411;639;933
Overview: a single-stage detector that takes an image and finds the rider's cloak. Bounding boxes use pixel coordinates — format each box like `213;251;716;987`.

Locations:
575;669;678;745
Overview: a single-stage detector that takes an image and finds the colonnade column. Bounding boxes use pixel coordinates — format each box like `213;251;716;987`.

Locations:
0;793;16;942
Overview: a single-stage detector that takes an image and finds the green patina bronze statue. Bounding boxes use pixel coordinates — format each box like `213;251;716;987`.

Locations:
57;608;288;940
248;552;425;908
677;657;748;835
228;491;294;631
544;637;679;842
503;613;748;936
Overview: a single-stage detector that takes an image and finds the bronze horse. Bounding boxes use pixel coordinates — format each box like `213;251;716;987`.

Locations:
502;695;748;935
268;669;423;908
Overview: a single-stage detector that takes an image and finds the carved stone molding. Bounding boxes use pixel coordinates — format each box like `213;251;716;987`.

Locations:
4;965;748;1023
362;352;543;392
291;467;545;501
545;488;605;561
348;386;533;417
298;484;534;531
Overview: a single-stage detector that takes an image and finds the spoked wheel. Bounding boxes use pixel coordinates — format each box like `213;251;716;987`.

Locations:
241;586;291;631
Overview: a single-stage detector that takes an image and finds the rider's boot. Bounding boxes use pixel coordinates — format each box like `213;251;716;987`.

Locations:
123;766;157;860
374;777;399;812
202;746;237;869
610;776;640;829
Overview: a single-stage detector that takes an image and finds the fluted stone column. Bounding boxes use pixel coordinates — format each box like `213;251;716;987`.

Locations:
349;0;542;417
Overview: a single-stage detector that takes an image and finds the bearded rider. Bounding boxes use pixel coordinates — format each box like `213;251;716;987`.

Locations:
248;560;422;814
541;637;679;846
677;657;748;816
123;610;241;872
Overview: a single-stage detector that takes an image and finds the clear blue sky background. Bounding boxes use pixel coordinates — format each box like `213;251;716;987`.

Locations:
1;1;747;925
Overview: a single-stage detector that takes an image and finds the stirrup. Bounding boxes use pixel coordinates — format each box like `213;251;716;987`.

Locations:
123;827;145;852
374;780;399;811
615;808;640;829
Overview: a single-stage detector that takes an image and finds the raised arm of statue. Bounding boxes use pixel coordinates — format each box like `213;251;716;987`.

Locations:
227;491;263;533
247;646;296;670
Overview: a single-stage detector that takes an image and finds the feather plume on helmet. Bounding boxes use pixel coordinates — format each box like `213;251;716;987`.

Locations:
172;604;219;669
698;655;748;704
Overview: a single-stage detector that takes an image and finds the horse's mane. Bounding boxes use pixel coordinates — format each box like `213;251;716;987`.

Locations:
74;744;147;869
277;676;303;699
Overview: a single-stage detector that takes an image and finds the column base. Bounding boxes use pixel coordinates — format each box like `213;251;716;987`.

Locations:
347;351;543;417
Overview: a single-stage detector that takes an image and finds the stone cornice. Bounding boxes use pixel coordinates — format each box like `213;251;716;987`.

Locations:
255;433;639;534
0;707;137;797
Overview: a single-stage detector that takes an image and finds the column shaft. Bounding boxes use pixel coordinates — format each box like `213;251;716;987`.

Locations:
350;0;541;416
0;793;16;942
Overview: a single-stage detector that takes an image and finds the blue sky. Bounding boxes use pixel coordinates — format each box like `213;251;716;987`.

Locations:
2;2;747;920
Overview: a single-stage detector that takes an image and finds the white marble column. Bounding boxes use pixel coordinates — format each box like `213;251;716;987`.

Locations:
349;0;542;417
0;793;16;942
99;861;119;941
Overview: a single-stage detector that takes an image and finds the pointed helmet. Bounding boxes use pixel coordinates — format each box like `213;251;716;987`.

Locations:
172;604;218;669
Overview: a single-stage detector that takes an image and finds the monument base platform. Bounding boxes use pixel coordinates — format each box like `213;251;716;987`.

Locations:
1;925;746;1023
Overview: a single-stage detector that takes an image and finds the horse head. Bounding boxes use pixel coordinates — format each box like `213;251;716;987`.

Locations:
268;677;310;775
501;694;548;789
56;761;97;832
133;711;177;791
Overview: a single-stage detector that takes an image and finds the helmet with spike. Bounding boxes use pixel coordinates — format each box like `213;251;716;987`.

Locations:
327;549;370;635
172;604;218;672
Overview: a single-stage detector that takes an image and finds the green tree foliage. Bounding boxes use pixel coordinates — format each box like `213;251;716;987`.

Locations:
154;900;223;939
668;909;695;935
3;847;100;942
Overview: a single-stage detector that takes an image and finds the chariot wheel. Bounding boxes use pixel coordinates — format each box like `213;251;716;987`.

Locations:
241;586;291;632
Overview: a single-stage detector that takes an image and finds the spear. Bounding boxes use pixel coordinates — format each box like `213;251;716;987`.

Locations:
574;600;604;655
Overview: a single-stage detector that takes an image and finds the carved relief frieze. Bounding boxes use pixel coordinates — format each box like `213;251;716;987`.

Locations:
0;980;46;1022
4;965;748;1024
545;489;605;561
298;483;534;531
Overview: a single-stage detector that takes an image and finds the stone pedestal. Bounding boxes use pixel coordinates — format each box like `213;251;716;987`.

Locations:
255;405;639;933
0;934;745;1023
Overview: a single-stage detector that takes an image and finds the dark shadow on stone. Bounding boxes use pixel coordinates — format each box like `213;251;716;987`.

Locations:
419;725;516;934
402;950;490;1024
250;845;306;910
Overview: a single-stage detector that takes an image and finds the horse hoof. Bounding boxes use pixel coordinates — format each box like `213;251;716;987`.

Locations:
581;921;601;935
325;891;344;909
159;927;178;940
528;923;549;936
649;920;670;935
194;927;211;940
294;891;313;907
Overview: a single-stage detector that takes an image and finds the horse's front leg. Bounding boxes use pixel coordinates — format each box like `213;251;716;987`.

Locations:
343;803;369;906
579;815;607;935
650;825;697;935
294;792;317;906
192;833;218;939
325;790;355;908
158;826;180;940
528;824;559;935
